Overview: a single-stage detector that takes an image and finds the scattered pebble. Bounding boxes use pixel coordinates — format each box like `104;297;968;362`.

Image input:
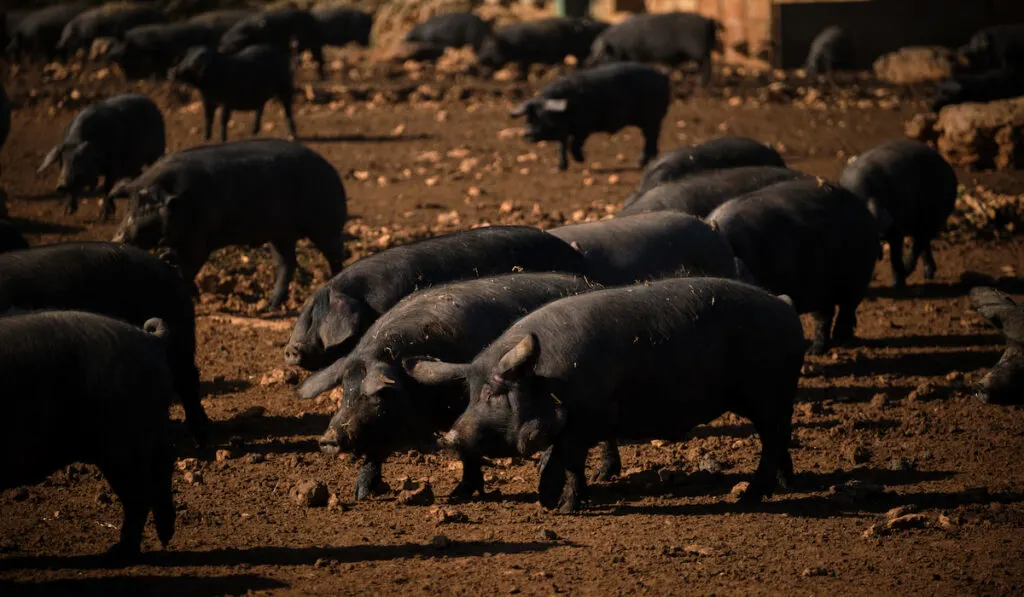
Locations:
290;480;329;508
398;480;435;506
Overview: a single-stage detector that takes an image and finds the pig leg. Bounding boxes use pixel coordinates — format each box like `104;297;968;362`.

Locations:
64;192;79;215
219;107;232;142
100;458;153;559
201;99;216;141
280;96;298;140
570;136;586;164
537;446;564;508
449;455;484;501
354;459;391;500
310;233;347;276
557;139;570;171
176;360;209;447
517;61;530;81
639;124;659;169
832;298;861;345
590;440;621;482
921;240;937;280
698;55;712;86
740;412;785;503
268;241;298;310
902;235;928;280
808;307;835;355
887;235;907;288
150;431;176;548
556;440;590;513
251;104;264;137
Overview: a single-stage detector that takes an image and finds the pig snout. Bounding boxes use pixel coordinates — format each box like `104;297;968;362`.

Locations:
318;426;347;455
437;428;460;451
283;343;304;366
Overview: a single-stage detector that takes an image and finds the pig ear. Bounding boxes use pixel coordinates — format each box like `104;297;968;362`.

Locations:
37;145;62;174
510;101;530;118
106;178;133;200
542;98;569;113
403;358;469;386
319;290;365;350
296;357;348;399
362;368;401;397
495;333;539;380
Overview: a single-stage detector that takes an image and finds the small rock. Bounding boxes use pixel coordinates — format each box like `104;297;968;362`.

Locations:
802;566;834;577
862;523;886;538
845;445;872;465
906;382;940;402
95;491;113;505
869;393;888;409
215;450;232;462
398;481;435;506
327;493;347;512
247;454;265;465
239;406;265;419
697;453;724;473
887;457;915;471
797;402;824;417
537;529;559;541
887;513;929;531
684;544;715;556
429;507;467;524
829;480;887;505
183;470;204;485
398;476;418;491
937;513;957;529
259;369;300;386
176;458;200;472
650;439;666;448
290;480;329;508
431;535;452;549
730;481;751;498
885;505;919;520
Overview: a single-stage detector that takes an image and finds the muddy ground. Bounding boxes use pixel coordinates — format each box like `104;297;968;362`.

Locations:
1;52;1023;596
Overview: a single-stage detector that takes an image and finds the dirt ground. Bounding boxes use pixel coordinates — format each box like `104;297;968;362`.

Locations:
1;50;1024;597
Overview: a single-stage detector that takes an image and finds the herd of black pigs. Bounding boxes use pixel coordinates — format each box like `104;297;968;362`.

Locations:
0;2;1023;562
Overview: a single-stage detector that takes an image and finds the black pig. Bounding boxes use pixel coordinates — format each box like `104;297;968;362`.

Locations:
37;93;165;218
108;20;239;80
110;139;347;310
958;24;1024;72
804;26;853;77
404;12;491;53
169;44;297;142
549;212;738;284
405;277;804;511
510;62;669;171
475;17;608;77
56;2;164;56
839;139;957;287
969;287;1024;405
585;12;720;84
219;8;325;80
303;273;596;500
624;137;787;208
930;69;1024;112
5;2;90;60
312;6;372;48
620;166;808;217
707;179;880;355
0;311;176;559
0;241;208;444
285;226;589;371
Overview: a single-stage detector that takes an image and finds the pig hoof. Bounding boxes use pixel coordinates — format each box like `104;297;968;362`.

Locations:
63;204;78;216
103;543;141;565
589;468;617;483
806;342;828;356
447;483;480;503
555;495;581;514
923;266;936;280
974;388;992;404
